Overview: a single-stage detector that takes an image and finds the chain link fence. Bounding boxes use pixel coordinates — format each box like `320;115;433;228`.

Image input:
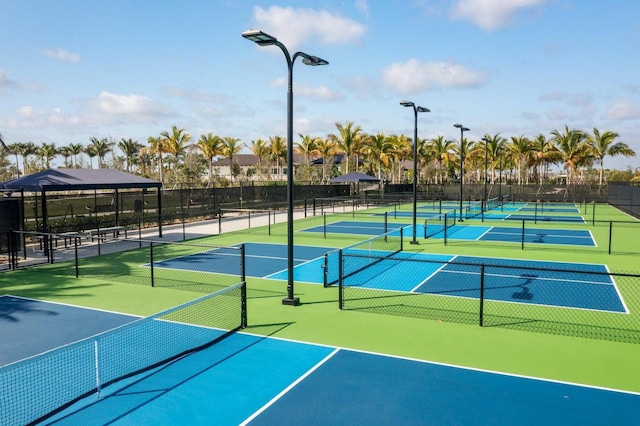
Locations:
337;252;640;344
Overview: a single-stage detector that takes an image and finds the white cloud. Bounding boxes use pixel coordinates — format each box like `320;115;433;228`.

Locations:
4;92;173;130
381;59;488;93
163;86;225;103
40;48;81;63
0;70;19;92
451;0;548;31
250;6;366;50
604;101;640;120
270;77;343;101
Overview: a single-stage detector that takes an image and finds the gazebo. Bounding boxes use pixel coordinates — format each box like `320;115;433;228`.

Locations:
0;168;163;237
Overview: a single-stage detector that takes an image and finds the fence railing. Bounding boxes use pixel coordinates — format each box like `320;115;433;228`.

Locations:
337;253;640;344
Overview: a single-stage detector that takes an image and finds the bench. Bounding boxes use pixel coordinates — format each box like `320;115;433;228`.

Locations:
86;226;128;241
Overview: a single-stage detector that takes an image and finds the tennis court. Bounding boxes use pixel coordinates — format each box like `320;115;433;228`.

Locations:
5;297;639;425
338;251;625;312
302;220;596;246
150;242;330;283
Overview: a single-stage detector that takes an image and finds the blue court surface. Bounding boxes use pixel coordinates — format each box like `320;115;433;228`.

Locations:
150;242;331;283
30;325;640;425
340;253;626;313
149;242;620;313
0;296;138;366
301;220;596;246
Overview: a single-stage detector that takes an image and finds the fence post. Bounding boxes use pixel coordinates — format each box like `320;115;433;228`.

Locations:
384;212;388;241
149;241;155;287
608;221;613;255
479;264;485;327
521;220;525;250
218;210;222;234
592;202;596;225
268;211;271;236
400;227;404;251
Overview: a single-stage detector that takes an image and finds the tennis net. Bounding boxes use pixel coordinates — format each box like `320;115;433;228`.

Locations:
1;281;247;425
339;227;405;285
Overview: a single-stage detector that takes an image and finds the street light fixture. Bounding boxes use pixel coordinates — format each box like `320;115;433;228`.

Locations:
400;101;430;245
243;29;328;306
454;124;470;221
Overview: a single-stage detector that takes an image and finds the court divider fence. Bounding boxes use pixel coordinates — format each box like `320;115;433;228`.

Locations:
336;253;640;344
1;230;245;292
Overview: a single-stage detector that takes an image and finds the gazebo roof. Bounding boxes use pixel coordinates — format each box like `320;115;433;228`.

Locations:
0;168;161;192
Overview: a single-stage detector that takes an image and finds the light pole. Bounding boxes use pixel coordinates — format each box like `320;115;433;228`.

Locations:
499;147;503;205
400;101;430;244
454;124;469;221
243;29;328;306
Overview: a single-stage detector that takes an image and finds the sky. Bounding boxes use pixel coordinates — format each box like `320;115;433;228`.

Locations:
1;0;640;170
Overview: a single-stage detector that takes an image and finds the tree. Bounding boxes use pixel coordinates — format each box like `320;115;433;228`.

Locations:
453;137;475;184
197;133;222;186
88;137;112;169
529;134;556;185
365;132;393;181
328;121;365;175
507;135;532;185
220;137;244;182
269;136;287;181
295;134;321;166
147;136;168;183
315;138;337;183
37;142;58;170
585;128;636;187
550;126;590;186
427;135;456;184
119;138;143;173
160;126;192;172
67;143;83;168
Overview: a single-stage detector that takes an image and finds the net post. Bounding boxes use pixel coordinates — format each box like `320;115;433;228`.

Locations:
534;203;538;224
323;213;327;239
218;209;222;234
149;241;155;287
248;209;251;229
384;212;388;242
592;202;596;225
608;221;613;255
268;211;271;236
479;264;485;327
74;236;79;278
241;243;246;282
338;249;344;309
323;253;328;288
423;218;427;239
444;213;449;246
521;220;525;250
400;227;404;251
241;281;248;329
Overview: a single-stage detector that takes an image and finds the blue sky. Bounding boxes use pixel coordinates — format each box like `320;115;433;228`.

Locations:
1;0;639;170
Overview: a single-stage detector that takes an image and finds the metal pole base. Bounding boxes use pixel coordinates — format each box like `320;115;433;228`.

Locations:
282;297;300;306
410;240;420;245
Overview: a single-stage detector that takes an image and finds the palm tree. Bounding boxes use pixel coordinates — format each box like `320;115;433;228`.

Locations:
147;136;168;183
197;133;222;186
585;128;636;187
453;137;475;184
88;137;112;169
550;126;590;186
250;138;270;174
427;135;456;184
119;138;143;173
507;135;532;185
388;134;412;183
220;136;244;182
160;126;192;172
365;132;393;181
37;142;58;169
295;134;321;165
67;143;83;168
315;138;337;183
328;121;365;175
58;146;72;167
269;136;287;181
529;134;556;185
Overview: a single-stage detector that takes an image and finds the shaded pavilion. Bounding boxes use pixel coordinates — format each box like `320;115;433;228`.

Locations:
0;168;163;237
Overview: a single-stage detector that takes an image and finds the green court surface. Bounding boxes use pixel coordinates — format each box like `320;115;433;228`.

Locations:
1;202;639;401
